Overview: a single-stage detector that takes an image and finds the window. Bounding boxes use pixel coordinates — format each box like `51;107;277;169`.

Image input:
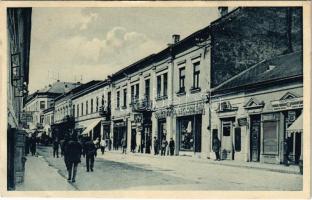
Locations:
108;92;111;108
157;75;161;98
40;101;45;109
135;84;139;100
263;120;278;154
179;67;185;92
131;85;135;103
96;97;99;112
123;88;127;108
193;62;200;89
91;99;94;113
101;95;104;106
76;104;79;117
179;117;194;151
86;100;89;115
145;79;150;100
116;91;120;108
81;103;84;116
163;73;168;97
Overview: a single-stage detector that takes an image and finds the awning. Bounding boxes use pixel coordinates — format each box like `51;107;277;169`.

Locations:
81;118;102;135
287;114;303;134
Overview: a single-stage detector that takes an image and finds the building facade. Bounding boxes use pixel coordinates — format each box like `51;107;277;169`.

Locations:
7;8;32;190
72;80;111;141
210;52;303;164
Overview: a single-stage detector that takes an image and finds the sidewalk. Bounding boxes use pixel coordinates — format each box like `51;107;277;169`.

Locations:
15;155;76;191
102;150;301;175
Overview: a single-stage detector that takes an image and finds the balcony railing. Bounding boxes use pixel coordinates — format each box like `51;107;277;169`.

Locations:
131;98;153;112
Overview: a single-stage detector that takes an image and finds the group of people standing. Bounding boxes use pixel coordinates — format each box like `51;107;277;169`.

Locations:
153;137;175;156
25;134;37;156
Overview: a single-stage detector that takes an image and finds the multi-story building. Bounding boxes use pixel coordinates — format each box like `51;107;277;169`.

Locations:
24;80;80;130
52;80;101;140
7;8;32;190
210;52;303;164
107;6;303;165
72;80;111;141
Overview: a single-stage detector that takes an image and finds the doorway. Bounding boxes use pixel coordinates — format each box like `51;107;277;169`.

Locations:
250;115;261;162
221;119;234;160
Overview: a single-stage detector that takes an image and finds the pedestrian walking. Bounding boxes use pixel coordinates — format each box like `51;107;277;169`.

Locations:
53;139;59;158
29;134;37;156
153;137;159;155
160;138;168;156
169;138;175;156
145;137;151;154
121;137;127;154
100;138;106;155
212;135;221;161
84;137;97;172
64;135;82;183
60;139;65;157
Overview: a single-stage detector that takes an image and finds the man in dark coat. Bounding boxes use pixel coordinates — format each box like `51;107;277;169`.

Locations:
212;136;221;161
169;138;175;156
153;137;159;155
29;135;37;156
84;137;97;172
64;136;82;183
284;137;291;166
53;139;59;158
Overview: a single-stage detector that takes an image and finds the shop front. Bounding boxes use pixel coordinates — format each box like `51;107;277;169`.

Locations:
174;102;204;155
113;120;127;150
130;113;152;153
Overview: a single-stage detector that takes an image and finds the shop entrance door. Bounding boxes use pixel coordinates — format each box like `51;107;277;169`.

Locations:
221;120;234;160
250;115;261;162
158;119;167;150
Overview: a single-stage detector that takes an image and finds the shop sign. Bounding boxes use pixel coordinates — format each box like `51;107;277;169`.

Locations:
20;111;33;123
174;103;204;117
271;97;303;111
155;109;171;119
237;118;248;126
114;121;126;127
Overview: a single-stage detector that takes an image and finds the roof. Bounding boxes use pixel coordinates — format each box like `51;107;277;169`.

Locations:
38;81;80;94
54;80;101;103
72;80;110;100
213;51;303;94
26;81;81;104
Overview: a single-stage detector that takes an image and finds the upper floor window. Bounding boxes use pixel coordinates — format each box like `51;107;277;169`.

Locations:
77;104;79;118
131;85;135;103
108;92;111;108
40;101;45;110
116;91;120;108
81;103;84;116
157;75;161;98
157;73;168;99
123;88;127;108
101;95;104;106
86;100;89;115
96;97;99;112
193;62;200;89
179;67;186;93
135;84;139;100
145;79;150;100
163;73;168;97
72;105;75;117
91;99;94;113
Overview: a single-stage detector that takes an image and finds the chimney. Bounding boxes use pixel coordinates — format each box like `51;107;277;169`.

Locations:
172;34;180;44
218;7;228;17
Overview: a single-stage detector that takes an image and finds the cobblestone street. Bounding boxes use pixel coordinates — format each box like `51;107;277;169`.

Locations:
16;146;303;191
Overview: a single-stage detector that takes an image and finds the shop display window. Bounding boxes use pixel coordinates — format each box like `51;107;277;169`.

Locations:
263;121;278;154
180;118;194;151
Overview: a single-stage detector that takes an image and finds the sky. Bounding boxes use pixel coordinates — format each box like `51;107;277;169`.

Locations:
29;7;219;93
